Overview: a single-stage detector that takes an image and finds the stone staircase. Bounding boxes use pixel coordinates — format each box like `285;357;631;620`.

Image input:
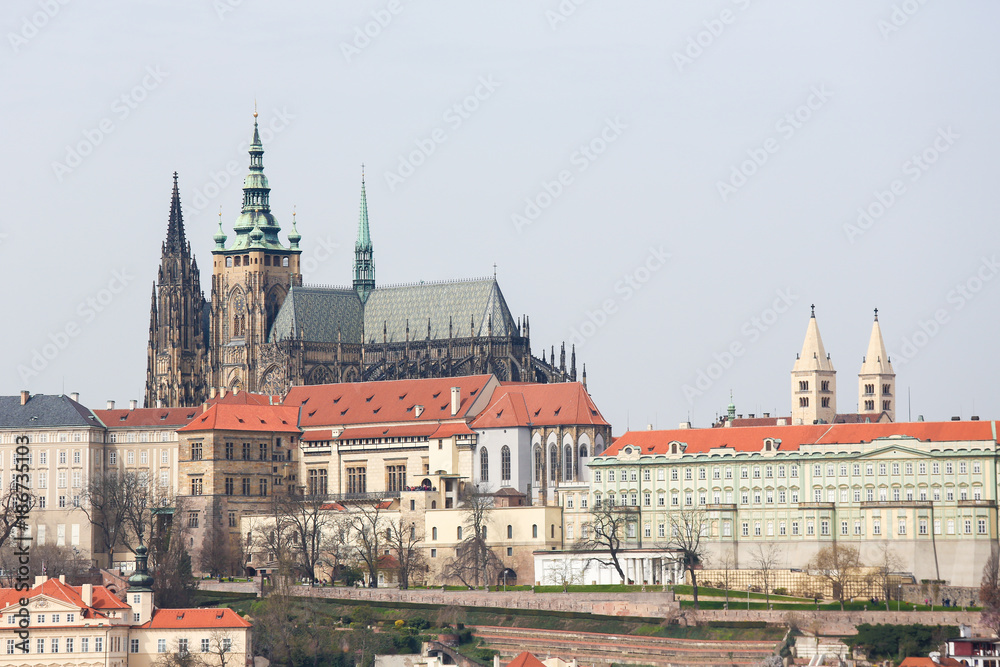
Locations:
472;625;783;667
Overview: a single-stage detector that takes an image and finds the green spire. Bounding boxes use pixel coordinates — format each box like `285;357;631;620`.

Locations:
353;166;375;303
727;391;736;421
213;206;227;249
127;545;155;592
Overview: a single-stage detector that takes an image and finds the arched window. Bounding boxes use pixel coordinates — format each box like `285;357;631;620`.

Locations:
234;256;241;267
579;444;588;459
432;527;437;540
282;257;289;267
457;526;463;540
564;444;573;481
550;446;558;482
532;524;538;538
534;446;542;482
226;257;233;267
501;446;511;482
507;524;513;539
480;448;489;482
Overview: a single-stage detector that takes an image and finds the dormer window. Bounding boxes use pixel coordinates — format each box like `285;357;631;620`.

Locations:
668;441;687;455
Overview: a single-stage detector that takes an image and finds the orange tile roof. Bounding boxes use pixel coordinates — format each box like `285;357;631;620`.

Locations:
471;382;608;428
337;424;440;440
506;651;547;667
604;421;998;456
138;607;251;629
900;658;963;667
286;375;494;427
207;391;280;406
302;429;335;442
94;407;200;428
178;403;301;433
0;579;128;616
430;422;477;437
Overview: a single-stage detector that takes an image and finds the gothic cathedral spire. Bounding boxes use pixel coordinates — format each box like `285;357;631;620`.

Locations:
791;305;836;424
145;173;208;408
353;167;375;303
858;308;895;421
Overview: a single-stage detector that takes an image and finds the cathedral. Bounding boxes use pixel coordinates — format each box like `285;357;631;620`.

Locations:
145;113;578;408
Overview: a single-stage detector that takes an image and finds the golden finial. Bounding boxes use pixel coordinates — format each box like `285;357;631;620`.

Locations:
292;205;296;221
253;99;258;119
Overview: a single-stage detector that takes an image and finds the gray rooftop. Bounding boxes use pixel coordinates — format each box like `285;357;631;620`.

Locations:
0;394;102;429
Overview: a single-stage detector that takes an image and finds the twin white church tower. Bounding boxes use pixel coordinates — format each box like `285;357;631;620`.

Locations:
790;306;895;425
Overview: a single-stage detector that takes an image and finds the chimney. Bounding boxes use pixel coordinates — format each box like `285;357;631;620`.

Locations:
724;420;732;428
647;424;653;431
81;584;93;606
220;388;227;399
234;387;240;395
451;387;461;416
415;405;424;418
70;392;80;403
129;400;137;411
19;391;29;405
777;418;788;426
156;399;163;409
763;413;770;418
493;655;501;667
106;400;115;410
748;413;755;418
203;402;210;413
58;575;65;584
34;575;47;586
678;422;691;429
209;387;217;399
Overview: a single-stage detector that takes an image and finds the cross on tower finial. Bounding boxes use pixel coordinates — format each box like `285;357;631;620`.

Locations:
811;304;816;318
874;307;879;321
361;163;365;183
493;262;497;278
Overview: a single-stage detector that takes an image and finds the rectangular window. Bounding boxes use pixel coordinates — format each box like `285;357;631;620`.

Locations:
191;442;203;461
225;442;234;460
854;488;861;502
778;521;786;536
814;464;822;477
37;638;44;654
791;521;799;536
657;493;665;506
806;521;815;536
898;518;906;535
188;511;199;528
919;519;928;535
713;467;720;479
854;520;862;535
66;638;74;653
158;639;166;653
191;478;202;495
852;463;860;476
841;520;848;535
946;462;954;475
778;465;785;478
866;487;874;502
754;521;762;536
659;523;666;537
905;462;913;475
979;518;987;535
726;467;733;479
947;519;955;534
95;638;103;652
131;639;139;653
873;519;881;535
242;478;251;495
891;462;899;475
225;477;234;495
594;471;601;482
741;522;749;537
814;489;822;502
643;492;651;507
202;638;210;653
820;519;830;536
790;465;798;478
974;462;982;474
791;490;799;503
778;490;786;503
685;468;692;480
178;639;188;655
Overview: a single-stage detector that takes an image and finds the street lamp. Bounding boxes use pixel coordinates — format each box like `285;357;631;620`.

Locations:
748;584;751;610
898;584;902;611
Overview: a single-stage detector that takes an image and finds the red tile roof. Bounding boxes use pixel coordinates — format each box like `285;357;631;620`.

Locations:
302;429;334;442
471;382;608;429
506;652;547;667
94;407;200;428
208;391;281;406
0;579;129;616
138;607;251;629
900;658;963;667
286;375;494;427
336;424;440;440
604;421;998;456
178;404;301;433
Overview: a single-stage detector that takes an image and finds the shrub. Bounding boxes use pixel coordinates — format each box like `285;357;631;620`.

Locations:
773;588;788;596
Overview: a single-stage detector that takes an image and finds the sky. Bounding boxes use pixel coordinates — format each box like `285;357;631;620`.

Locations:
3;0;1000;433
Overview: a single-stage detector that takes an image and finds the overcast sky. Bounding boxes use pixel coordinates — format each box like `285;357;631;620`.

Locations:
4;1;999;432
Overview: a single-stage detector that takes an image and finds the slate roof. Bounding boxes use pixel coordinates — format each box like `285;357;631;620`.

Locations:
268;286;363;343
267;278;519;345
94;407;199;428
365;277;517;343
0;394;102;429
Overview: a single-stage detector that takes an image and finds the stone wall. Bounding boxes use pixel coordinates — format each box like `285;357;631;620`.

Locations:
901;582;978;607
694;609;984;637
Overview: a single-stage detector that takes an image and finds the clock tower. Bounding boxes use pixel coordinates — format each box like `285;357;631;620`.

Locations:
208;111;302;394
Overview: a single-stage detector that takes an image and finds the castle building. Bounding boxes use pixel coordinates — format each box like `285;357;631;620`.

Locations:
591;420;999;588
146;113;577;407
145;174;209;409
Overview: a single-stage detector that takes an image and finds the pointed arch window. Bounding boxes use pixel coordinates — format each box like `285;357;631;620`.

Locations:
564;444;573;481
480;448;489;482
550;446;558;482
501;446;511;482
533;446;542;483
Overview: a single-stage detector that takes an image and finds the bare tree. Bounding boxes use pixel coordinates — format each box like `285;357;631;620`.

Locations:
751;543;782;606
282;493;340;585
246;494;298;593
386;519;426;589
151;496;197;608
809;544;864;610
202;629;239;667
575;498;637;583
0;479;36;553
718;549;737;607
548;558;585;592
77;470;132;561
200;498;235;577
152;638;200;667
980;545;1000;636
870;542;902;611
349;501;388;587
444;485;503;588
665;508;709;608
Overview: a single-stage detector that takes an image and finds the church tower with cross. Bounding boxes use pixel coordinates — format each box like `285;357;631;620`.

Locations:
858;308;896;421
790;305;837;424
